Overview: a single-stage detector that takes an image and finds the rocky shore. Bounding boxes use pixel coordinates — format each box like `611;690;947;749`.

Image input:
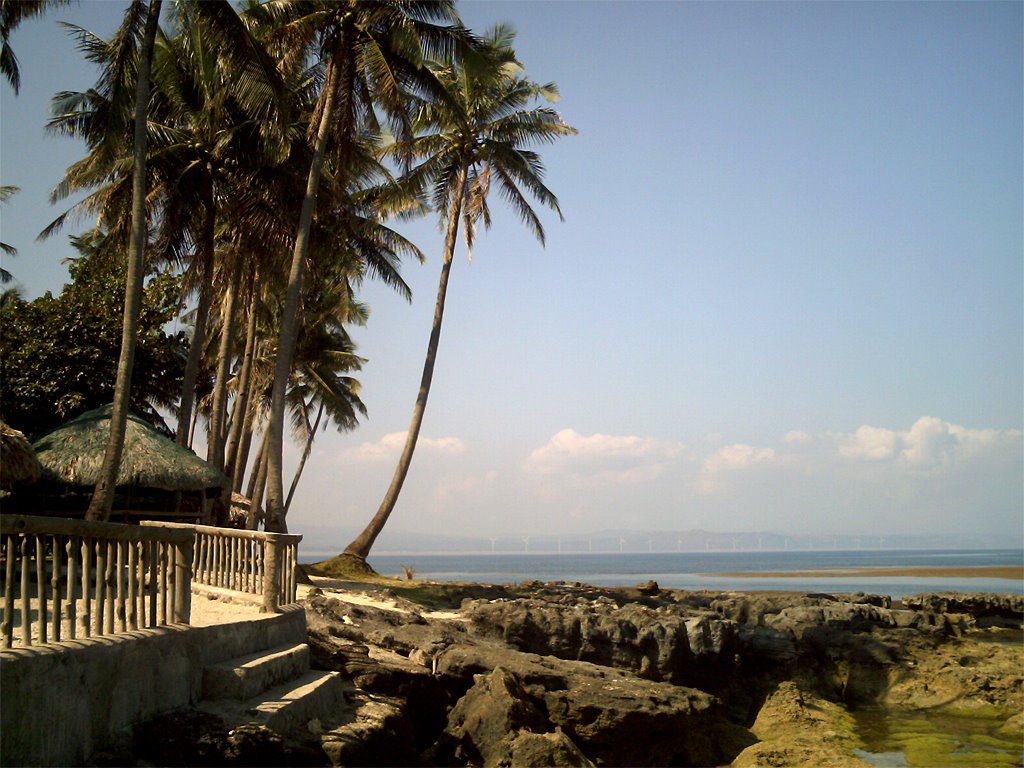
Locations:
115;581;1023;767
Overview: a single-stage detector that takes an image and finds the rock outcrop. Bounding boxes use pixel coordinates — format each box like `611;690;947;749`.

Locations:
123;581;1022;767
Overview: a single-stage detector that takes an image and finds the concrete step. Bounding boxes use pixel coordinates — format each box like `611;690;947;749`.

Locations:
202;643;311;701
199;670;352;735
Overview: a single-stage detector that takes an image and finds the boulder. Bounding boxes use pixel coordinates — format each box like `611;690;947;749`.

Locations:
902;592;1023;627
463;597;736;685
434;644;730;767
443;667;549;765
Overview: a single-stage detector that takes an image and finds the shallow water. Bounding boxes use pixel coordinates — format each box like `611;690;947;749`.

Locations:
852;707;1023;767
304;549;1024;597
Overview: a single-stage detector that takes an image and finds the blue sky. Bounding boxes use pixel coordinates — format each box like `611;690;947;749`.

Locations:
2;1;1021;546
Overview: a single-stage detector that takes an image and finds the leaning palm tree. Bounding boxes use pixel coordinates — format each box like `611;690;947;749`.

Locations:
343;25;576;562
249;0;470;533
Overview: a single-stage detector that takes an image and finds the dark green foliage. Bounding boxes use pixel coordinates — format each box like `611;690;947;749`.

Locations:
0;236;186;437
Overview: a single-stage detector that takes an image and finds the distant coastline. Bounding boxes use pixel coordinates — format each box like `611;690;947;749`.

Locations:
706;565;1024;581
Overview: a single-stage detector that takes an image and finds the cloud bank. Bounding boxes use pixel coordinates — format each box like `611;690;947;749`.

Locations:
341;432;466;462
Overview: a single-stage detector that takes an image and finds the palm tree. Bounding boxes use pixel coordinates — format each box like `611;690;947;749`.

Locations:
0;185;18;283
249;0;469;533
343;25;576;561
144;5;287;451
283;287;368;516
47;2;287;519
1;0;72;94
87;0;163;521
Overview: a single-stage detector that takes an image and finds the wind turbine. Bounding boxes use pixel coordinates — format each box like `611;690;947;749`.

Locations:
523;536;530;553
489;537;497;553
619;536;626;553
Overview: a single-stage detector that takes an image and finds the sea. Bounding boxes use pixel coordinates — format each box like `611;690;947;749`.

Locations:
299;548;1024;599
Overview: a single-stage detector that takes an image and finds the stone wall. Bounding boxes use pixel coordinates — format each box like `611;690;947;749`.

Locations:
0;606;306;766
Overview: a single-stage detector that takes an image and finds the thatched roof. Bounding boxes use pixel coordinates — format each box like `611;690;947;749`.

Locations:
1;421;43;490
32;405;226;492
229;492;263;526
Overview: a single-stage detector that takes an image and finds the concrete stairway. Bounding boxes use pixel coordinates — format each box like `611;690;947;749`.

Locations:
198;642;350;735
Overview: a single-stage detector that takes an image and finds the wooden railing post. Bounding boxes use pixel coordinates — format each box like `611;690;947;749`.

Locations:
261;538;280;613
173;538;193;624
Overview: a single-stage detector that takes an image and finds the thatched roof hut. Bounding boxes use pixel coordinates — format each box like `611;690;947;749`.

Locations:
31;405;226;491
1;421;43;490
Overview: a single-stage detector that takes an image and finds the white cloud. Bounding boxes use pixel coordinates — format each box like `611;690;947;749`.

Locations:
694;443;777;494
341;432;465;462
524;428;686;481
782;430;813;445
703;443;776;472
830;417;1021;469
837;425;899;461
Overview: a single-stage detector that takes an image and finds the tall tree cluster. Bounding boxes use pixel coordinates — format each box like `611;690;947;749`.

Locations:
3;1;575;560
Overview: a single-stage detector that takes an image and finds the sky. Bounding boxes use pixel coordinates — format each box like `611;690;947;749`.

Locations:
1;1;1021;548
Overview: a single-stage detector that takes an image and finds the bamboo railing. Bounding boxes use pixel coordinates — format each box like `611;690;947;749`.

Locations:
140;522;301;613
0;515;195;649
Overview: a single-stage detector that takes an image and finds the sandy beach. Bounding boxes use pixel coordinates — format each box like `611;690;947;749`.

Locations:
706;565;1023;581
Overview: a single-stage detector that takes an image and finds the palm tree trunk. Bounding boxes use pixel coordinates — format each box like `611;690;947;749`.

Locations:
265;48;346;534
284;401;323;514
207;259;242;472
232;374;258;493
246;429;269;530
225;275;258;482
86;0;162;521
344;166;467;559
175;181;215;446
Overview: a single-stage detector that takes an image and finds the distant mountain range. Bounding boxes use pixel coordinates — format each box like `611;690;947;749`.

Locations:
295;526;1020;558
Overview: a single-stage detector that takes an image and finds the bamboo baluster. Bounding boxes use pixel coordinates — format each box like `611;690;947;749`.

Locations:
289;544;297;603
257;541;264;595
127;541;137;630
140;541;149;627
216;535;224;587
115;540;126;632
35;535;47;644
248;539;256;592
81;539;92;638
66;537;77;640
50;535;61;642
103;540;115;635
3;536;15;647
20;537;31;645
167;541;176;619
158;542;168;625
95;539;106;634
148;540;158;627
231;537;239;591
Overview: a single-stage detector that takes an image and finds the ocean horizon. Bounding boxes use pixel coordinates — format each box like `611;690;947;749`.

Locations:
299;548;1024;599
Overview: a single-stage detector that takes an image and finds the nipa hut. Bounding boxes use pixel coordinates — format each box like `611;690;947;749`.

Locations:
19;404;226;522
0;421;43;491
